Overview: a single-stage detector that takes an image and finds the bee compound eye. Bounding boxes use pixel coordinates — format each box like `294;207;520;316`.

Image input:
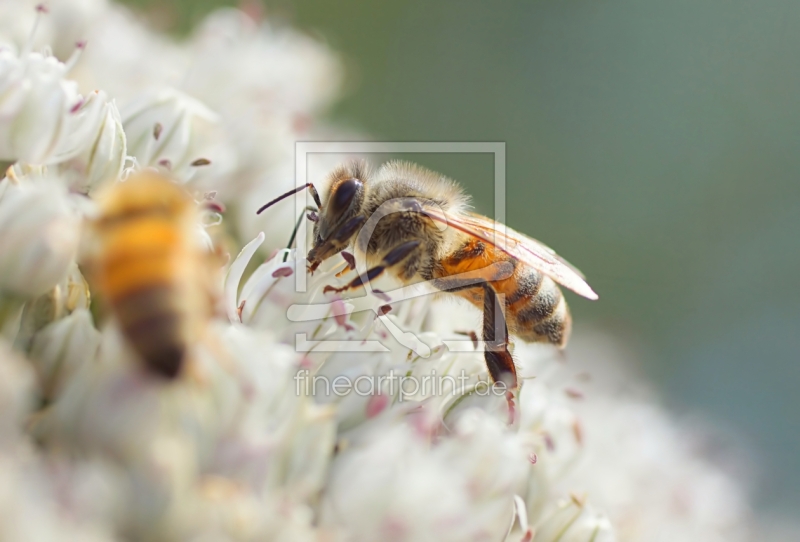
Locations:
330;178;362;215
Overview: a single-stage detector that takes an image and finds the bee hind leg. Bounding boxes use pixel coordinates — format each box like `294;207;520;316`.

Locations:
430;261;515;294
480;283;518;424
323;240;421;294
481;283;518;391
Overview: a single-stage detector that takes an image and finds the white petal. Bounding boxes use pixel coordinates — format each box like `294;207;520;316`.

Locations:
223;232;264;322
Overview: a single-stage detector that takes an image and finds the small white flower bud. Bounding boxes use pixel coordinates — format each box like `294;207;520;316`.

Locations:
193;479;318;541
533;497;615;542
0;0;109;61
87;433;200;540
0;47;105;165
0;340;35;446
28;308;100;401
187;8;342;120
0;179;81;298
268;402;336;501
60;93;127;194
121;88;220;183
14;261;90;350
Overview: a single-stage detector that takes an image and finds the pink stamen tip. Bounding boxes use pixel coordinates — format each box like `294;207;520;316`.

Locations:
75;40;86;49
331;298;350;328
36;4;49;13
366;393;389;418
203;201;226;214
372;289;391;302
507;393;517;425
271;266;293;278
543;432;555;452
528;452;538;464
564;387;584;400
158;159;172;170
299;356;314;369
69;99;84;114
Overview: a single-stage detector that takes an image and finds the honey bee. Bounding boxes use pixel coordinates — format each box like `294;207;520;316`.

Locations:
87;172;217;378
258;161;597;389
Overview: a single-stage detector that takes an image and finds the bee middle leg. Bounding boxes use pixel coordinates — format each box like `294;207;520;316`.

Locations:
322;240;421;294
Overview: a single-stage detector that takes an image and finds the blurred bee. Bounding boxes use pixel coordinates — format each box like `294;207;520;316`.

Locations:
87;172;218;378
258;161;598;389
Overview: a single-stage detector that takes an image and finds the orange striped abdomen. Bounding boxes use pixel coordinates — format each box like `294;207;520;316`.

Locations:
439;239;572;347
96;214;194;378
503;267;571;346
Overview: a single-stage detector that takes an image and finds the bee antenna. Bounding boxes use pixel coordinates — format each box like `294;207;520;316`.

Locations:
257;183;322;214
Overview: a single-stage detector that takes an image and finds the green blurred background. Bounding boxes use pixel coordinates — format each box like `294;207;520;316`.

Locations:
124;0;800;513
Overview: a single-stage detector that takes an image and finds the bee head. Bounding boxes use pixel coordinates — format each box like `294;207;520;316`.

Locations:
313;161;369;248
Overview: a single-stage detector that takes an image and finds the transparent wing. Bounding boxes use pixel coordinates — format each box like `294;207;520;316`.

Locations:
425;208;598;300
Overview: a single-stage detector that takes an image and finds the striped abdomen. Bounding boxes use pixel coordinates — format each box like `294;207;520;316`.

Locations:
439;239;572;347
501;266;571;346
94;194;196;378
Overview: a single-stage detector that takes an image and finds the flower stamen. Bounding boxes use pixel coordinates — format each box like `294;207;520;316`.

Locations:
22;4;49;57
63;41;87;72
69;99;85;114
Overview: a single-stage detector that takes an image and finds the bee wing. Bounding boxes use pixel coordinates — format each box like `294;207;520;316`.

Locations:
424;208;598;300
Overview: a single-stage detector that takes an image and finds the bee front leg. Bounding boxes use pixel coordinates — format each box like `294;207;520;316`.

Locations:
323;240;421;294
282;205;319;262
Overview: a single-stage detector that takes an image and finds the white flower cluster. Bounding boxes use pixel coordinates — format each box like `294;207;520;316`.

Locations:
0;1;772;541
